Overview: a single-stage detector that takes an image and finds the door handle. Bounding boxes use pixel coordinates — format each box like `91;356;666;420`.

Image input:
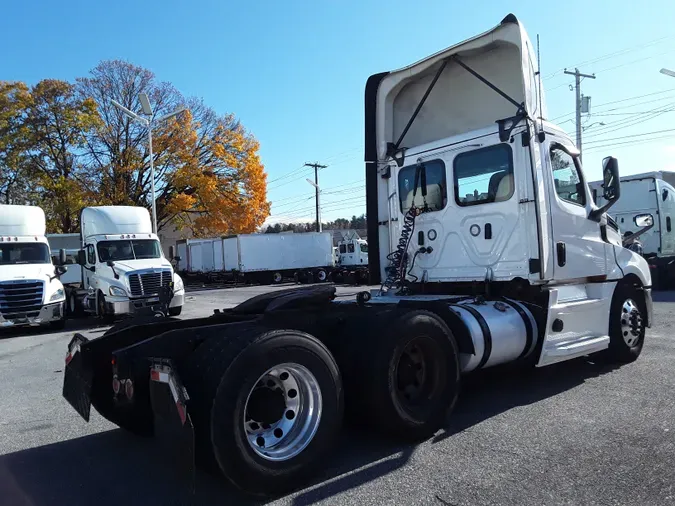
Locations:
484;223;492;240
557;242;566;267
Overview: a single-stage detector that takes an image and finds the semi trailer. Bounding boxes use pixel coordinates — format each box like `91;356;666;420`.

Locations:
62;14;652;498
590;171;675;288
0;205;67;329
177;232;336;284
49;206;185;320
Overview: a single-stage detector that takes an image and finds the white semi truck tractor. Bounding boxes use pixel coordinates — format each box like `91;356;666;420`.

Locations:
62;14;652;498
0;205;67;329
54;206;184;320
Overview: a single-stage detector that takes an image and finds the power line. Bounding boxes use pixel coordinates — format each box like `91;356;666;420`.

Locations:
584;127;675;145
550;89;675;122
543;36;673;80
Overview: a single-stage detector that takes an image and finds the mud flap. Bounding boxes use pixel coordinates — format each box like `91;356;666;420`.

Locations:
63;334;93;421
149;359;196;497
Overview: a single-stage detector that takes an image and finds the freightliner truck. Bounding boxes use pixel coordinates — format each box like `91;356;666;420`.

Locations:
0;205;67;329
62;14;653;497
50;206;185;320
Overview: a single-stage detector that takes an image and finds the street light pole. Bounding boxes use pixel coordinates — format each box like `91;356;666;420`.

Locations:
111;97;187;234
147;126;156;235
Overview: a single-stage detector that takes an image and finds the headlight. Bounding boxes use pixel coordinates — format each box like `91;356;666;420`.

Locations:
109;286;127;297
49;288;65;302
173;275;184;291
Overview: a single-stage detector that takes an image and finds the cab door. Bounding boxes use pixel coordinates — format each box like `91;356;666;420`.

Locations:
545;140;610;281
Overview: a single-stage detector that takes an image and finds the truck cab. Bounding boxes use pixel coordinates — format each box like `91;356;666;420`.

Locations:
63;206;185;318
337;238;368;267
365;13;651;366
0;205;66;329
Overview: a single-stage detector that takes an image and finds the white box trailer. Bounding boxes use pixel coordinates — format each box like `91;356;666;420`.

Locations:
175;238;224;276
224;232;335;283
590;170;675;287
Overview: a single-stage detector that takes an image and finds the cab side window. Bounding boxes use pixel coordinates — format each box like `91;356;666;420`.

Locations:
347;243;355;253
550;146;586;206
86;244;96;264
339;244;346;254
398;159;447;214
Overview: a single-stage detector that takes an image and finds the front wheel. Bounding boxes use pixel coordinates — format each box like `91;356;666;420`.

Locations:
604;284;646;363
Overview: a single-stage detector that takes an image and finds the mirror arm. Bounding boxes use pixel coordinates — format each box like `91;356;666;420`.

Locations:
589;199;617;222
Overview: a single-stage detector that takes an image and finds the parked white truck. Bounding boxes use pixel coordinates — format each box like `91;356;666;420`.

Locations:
590;171;675;288
49;206;184;320
63;15;652;498
0;205;67;329
333;236;369;283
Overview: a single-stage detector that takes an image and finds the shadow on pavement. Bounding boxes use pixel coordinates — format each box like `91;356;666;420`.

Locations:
0;358;618;506
0;318;109;341
651;290;675;303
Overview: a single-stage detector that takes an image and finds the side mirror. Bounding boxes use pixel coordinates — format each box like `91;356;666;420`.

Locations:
623;213;655;247
174;256;182;262
634;213;654;228
601;156;620;202
59;249;67;266
77;249;86;266
56;265;68;276
106;259;115;267
589;156;620;221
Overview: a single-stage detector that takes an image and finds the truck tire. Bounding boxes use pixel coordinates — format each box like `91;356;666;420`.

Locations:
97;291;115;324
67;290;84;318
168;306;182;316
181;327;343;497
603;283;646;363
348;309;460;441
315;269;327;283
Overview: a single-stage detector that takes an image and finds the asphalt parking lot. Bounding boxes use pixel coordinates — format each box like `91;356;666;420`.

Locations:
1;285;674;506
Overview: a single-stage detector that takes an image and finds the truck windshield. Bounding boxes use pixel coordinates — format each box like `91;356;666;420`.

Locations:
97;240;162;262
0;243;51;265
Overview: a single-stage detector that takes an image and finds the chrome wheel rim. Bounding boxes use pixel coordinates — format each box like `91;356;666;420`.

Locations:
620;299;643;347
273;273;282;283
317;270;327;281
243;363;322;461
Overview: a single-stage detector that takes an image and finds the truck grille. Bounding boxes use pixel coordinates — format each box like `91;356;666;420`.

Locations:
128;270;172;297
0;280;44;320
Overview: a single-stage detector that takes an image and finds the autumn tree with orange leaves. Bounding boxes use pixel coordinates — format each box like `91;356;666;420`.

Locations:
77;60;270;236
0;61;270;235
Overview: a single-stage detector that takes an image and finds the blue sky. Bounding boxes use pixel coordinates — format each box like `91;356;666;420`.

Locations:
3;0;675;225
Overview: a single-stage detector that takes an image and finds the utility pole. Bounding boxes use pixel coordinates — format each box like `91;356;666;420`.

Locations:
563;68;596;160
304;162;327;232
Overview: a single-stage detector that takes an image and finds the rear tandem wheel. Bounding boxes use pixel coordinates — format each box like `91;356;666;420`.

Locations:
181;327;343;497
